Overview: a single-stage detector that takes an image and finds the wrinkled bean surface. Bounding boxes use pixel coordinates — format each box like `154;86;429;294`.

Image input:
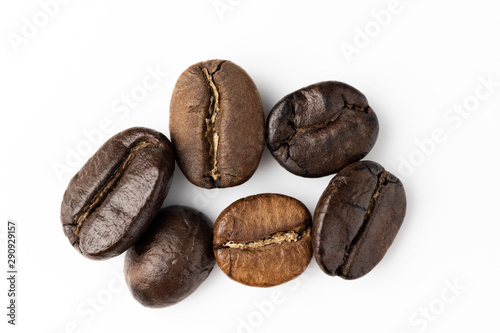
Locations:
267;81;379;177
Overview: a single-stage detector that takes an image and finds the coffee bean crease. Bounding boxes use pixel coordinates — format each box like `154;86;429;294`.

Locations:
335;168;389;275
277;94;370;153
219;225;311;250
200;61;226;182
71;139;159;240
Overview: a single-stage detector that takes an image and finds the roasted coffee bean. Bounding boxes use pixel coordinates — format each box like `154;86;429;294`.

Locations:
213;193;312;287
170;59;265;189
60;127;175;260
266;81;379;177
124;206;215;308
312;161;406;279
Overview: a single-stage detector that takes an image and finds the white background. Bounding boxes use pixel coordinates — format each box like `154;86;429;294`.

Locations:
1;0;499;332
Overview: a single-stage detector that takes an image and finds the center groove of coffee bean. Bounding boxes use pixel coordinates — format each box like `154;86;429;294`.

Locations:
336;170;388;275
201;67;221;181
280;113;343;150
220;225;311;250
273;96;367;155
72;140;159;239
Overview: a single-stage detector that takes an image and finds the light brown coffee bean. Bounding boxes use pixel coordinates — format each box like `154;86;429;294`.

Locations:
213;193;312;287
170;59;265;189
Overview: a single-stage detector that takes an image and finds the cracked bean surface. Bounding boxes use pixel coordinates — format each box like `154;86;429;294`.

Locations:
213;193;312;287
170;59;265;189
312;161;407;279
266;81;379;177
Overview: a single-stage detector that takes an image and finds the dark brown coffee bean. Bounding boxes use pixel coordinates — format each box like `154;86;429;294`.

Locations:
60;127;175;260
169;59;265;189
124;206;215;308
266;81;379;177
213;193;312;287
312;161;406;279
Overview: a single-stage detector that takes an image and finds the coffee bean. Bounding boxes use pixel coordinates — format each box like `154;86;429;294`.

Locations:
266;81;379;177
60;127;175;260
170;59;265;189
312;161;406;279
213;193;312;287
124;206;215;308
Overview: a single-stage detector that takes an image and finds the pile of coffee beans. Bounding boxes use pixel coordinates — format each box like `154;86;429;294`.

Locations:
60;59;407;308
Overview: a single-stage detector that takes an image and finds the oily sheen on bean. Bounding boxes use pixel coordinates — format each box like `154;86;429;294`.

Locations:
124;206;215;308
60;127;175;260
213;193;312;287
266;81;379;177
312;161;406;279
170;59;265;189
